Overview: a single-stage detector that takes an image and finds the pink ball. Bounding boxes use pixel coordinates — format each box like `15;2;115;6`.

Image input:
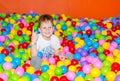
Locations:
93;61;102;69
82;64;92;74
65;72;76;80
0;36;6;42
3;62;12;70
80;57;86;62
95;30;100;34
111;41;118;48
0;74;8;81
91;57;100;64
72;32;77;37
42;56;48;61
109;45;115;52
33;78;41;81
94;78;102;81
63;46;69;52
14;66;24;77
48;57;55;64
86;56;94;63
99;39;105;46
85;26;90;31
8;43;15;47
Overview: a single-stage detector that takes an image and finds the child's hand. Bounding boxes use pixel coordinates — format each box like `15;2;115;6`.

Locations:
59;55;67;61
32;29;38;42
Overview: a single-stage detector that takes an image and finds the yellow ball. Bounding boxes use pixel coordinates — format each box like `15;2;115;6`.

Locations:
54;31;60;37
106;23;112;29
106;71;116;81
113;49;119;57
10;19;15;24
11;69;15;74
64;59;71;66
76;22;80;26
66;21;71;26
26;30;31;36
4;56;12;62
22;28;27;34
91;68;100;77
106;56;114;63
75;77;84;81
114;58;120;64
49;64;56;70
102;42;110;49
101;30;107;35
35;15;39;20
68;65;76;72
74;37;80;42
18;78;25;81
12;40;19;46
8;34;14;39
0;47;4;52
57;61;64;67
11;30;17;35
117;71;120;75
47;69;54;78
26;66;35;74
75;44;81;50
116;30;120;35
41;60;49;66
56;24;61;30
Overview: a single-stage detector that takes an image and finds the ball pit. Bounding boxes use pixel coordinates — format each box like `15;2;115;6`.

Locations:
0;12;120;81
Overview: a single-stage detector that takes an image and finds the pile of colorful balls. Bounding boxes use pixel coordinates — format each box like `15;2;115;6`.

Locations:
0;12;120;81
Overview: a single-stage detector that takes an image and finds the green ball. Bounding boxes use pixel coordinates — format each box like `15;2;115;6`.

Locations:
103;60;111;67
101;66;110;75
10;74;20;81
85;75;93;81
4;40;11;46
14;53;21;58
22;76;30;81
7;79;13;81
99;54;106;61
0;67;3;73
97;46;104;53
19;48;25;54
14;25;20;31
18;36;23;42
24;35;30;41
92;26;98;30
60;21;65;26
95;33;101;39
55;67;62;76
41;72;50;79
4;70;12;77
39;76;44;81
22;53;29;61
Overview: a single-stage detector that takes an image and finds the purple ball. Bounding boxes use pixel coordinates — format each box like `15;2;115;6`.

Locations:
81;61;89;66
76;48;82;54
115;75;120;81
81;50;88;57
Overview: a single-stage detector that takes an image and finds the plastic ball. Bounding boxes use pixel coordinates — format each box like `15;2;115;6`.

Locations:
106;71;116;81
1;48;9;56
65;71;76;80
61;66;68;74
26;66;35;74
60;76;68;81
14;66;24;77
115;75;120;81
75;77;84;81
57;61;64;67
4;56;12;62
55;67;62;76
48;57;55;64
82;64;92;74
74;53;81;60
3;62;12;70
50;76;59;81
0;36;6;42
91;68;100;77
68;65;76;72
41;65;49;72
0;74;8;81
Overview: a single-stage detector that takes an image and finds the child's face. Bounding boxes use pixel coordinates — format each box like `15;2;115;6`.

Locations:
39;21;54;39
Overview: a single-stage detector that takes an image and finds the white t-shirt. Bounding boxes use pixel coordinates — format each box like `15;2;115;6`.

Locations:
36;34;60;57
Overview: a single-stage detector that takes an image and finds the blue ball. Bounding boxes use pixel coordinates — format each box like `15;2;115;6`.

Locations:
76;71;85;78
92;42;99;49
74;53;81;60
83;45;89;51
115;37;120;44
62;25;67;30
41;65;49;72
38;52;43;58
61;66;68;74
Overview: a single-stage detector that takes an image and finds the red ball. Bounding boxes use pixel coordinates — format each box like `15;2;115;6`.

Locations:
76;66;82;72
69;47;75;54
0;78;4;81
17;30;23;36
27;26;32;31
112;27;116;32
91;49;98;55
103;49;110;55
1;48;9;56
50;76;60;81
53;55;60;63
22;42;29;49
22;63;30;71
71;21;76;27
18;44;23;49
71;59;78;65
60;76;69;81
29;22;34;26
19;23;24;29
35;70;42;76
8;45;15;52
86;30;92;36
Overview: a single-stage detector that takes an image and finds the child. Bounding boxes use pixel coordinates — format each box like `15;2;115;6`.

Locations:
30;14;67;70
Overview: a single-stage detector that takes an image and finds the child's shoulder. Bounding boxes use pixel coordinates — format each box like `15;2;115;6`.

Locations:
51;35;59;40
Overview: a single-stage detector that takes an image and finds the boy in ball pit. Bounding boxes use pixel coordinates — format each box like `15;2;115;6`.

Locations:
30;14;73;70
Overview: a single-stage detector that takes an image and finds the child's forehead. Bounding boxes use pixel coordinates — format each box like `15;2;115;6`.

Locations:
40;21;53;27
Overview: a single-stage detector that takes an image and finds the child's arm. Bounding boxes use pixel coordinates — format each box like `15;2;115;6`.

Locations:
31;29;38;57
